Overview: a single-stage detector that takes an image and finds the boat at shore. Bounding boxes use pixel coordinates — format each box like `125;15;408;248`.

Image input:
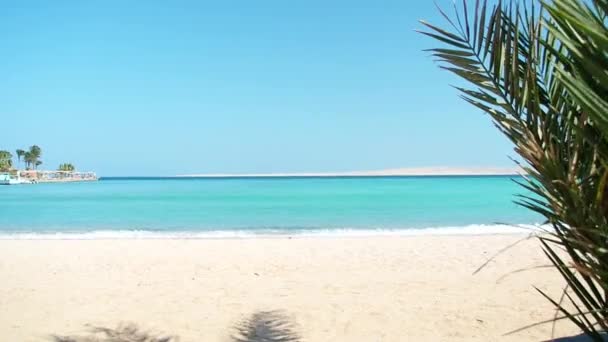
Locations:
0;173;34;185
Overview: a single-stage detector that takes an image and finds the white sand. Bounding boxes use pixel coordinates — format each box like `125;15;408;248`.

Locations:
0;235;578;341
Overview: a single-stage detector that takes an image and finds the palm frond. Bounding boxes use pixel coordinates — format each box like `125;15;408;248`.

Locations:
421;0;608;339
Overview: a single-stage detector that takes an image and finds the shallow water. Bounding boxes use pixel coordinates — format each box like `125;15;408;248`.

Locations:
0;176;541;237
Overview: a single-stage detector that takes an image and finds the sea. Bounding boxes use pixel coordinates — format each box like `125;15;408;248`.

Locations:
0;176;542;239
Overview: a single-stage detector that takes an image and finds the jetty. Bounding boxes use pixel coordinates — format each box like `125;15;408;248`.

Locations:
0;170;98;185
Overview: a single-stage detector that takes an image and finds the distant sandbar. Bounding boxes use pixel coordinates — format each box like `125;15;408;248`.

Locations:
177;167;522;178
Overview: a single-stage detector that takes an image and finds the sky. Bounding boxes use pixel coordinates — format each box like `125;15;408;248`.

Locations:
0;0;516;176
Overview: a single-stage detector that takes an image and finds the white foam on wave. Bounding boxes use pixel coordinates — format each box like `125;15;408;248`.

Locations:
0;224;546;240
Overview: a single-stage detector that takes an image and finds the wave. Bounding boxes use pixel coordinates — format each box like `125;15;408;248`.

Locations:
0;224;546;240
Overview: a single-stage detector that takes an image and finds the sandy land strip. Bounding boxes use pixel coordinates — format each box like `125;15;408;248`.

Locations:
177;167;523;178
0;235;579;341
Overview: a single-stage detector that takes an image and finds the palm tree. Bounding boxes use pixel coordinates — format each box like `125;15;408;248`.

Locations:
28;145;42;170
15;149;25;170
0;150;12;172
58;163;75;172
420;0;608;339
24;151;34;170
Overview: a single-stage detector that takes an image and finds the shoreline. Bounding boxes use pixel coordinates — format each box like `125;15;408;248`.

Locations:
0;224;542;240
23;178;98;184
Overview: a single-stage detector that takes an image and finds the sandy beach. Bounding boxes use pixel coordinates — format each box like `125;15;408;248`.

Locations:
0;235;578;341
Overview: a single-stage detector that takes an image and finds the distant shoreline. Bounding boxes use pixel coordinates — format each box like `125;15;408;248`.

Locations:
175;167;523;178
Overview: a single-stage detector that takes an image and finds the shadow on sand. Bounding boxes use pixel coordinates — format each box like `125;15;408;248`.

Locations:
230;310;300;342
50;318;608;342
50;323;178;342
49;310;300;342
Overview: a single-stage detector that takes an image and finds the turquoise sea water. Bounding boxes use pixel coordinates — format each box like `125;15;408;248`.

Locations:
0;176;541;237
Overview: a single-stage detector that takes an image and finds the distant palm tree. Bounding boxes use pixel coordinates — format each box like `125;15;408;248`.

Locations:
27;145;42;170
24;152;34;170
15;149;25;169
58;163;75;172
0;150;13;172
30;145;41;155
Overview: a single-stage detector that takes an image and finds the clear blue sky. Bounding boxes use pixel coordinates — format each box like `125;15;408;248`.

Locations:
1;0;515;176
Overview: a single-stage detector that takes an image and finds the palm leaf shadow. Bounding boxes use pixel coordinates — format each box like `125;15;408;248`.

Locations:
231;310;300;342
49;323;179;342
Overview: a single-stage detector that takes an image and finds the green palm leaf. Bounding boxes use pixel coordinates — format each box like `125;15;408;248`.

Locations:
421;0;608;339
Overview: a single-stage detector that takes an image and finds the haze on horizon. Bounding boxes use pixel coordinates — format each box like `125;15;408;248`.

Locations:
1;1;515;176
